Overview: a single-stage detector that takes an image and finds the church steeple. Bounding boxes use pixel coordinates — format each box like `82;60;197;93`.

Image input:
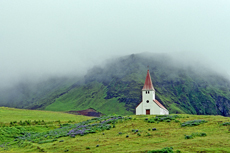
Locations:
142;70;155;91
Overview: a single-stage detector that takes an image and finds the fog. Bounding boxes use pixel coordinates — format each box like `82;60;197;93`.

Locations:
1;0;230;88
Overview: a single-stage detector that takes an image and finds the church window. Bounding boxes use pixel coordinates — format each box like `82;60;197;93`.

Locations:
146;100;149;103
146;91;147;94
148;91;149;94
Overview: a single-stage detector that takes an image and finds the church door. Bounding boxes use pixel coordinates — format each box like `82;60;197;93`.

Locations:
146;109;150;115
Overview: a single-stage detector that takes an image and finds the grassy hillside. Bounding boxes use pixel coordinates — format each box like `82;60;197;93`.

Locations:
0;53;230;116
1;108;230;152
0;107;91;123
44;82;130;115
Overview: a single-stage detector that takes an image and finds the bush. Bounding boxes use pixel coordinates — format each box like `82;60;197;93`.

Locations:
146;115;180;123
185;132;207;139
222;122;230;126
181;120;207;127
147;147;174;153
185;135;193;139
147;119;155;123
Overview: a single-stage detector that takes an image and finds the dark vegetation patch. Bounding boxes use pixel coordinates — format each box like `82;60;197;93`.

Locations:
0;115;131;146
181;120;207;127
221;122;230;126
67;108;103;117
184;132;207;139
145;115;181;123
0;120;48;127
145;147;180;153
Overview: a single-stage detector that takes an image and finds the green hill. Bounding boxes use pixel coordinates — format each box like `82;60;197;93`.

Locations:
1;107;230;152
0;53;230;116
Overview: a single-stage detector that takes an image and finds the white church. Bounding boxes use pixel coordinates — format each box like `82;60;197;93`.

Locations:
136;70;169;115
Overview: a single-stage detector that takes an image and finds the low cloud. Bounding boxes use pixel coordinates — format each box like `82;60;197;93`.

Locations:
1;0;230;89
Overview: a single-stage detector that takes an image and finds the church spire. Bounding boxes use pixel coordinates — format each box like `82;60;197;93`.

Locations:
142;70;155;91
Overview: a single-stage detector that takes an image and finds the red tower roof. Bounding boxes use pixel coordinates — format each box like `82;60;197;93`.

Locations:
142;70;155;90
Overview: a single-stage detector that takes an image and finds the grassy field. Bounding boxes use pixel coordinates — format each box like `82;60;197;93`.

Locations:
0;107;91;123
0;108;230;153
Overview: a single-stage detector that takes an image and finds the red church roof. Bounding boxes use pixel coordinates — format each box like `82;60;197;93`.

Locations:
154;99;167;110
142;70;155;90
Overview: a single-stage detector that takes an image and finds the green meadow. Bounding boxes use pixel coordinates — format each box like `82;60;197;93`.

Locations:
1;107;230;153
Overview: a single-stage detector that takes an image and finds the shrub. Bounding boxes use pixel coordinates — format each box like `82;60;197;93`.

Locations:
147;147;174;153
222;122;230;126
147;119;155;123
146;115;180;123
152;128;156;131
185;135;193;139
185;132;207;139
126;135;129;138
181;120;207;127
86;146;90;149
137;133;141;136
96;144;99;147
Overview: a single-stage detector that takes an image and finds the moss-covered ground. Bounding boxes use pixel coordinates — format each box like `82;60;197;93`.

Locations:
1;107;230;153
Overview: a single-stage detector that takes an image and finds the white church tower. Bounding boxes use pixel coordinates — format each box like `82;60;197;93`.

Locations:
136;70;169;115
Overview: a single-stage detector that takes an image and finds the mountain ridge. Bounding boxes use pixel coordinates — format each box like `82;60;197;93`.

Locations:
0;53;230;116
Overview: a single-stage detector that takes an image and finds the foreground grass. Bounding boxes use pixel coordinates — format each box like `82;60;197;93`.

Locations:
1;108;230;153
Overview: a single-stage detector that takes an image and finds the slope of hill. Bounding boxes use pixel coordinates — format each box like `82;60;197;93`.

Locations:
0;53;230;116
1;108;230;152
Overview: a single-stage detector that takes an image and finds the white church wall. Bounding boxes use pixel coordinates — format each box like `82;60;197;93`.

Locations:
136;102;143;115
160;108;169;115
142;100;160;115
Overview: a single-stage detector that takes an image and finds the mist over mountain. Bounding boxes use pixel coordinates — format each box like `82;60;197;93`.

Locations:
0;53;230;116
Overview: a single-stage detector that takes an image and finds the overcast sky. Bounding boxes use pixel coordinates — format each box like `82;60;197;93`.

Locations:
1;0;230;87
